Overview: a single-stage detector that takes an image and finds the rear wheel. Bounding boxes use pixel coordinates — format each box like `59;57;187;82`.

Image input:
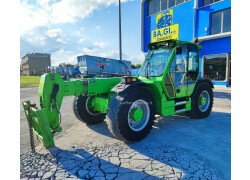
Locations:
73;95;105;124
186;82;214;119
106;87;156;142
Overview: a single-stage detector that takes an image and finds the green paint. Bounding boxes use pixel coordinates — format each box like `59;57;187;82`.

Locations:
130;108;143;121
91;96;109;113
22;101;54;148
199;96;206;106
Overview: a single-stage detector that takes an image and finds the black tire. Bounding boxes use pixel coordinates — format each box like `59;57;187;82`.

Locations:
73;95;106;124
186;82;214;119
106;87;156;142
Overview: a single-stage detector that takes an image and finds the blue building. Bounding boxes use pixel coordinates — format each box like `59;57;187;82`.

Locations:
141;0;231;86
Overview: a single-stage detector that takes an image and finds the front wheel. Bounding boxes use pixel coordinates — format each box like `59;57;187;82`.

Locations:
186;82;214;119
106;87;156;142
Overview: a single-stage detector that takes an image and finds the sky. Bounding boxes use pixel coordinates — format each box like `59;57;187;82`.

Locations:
20;0;145;66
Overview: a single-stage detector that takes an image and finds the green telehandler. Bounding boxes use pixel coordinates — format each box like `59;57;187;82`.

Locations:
22;40;214;149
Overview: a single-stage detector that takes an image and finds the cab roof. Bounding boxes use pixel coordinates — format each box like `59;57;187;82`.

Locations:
147;39;202;50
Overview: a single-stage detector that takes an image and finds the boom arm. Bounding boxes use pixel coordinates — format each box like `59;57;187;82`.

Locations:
23;73;121;148
23;73;85;148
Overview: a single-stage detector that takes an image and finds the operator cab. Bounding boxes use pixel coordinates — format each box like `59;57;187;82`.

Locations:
139;40;201;99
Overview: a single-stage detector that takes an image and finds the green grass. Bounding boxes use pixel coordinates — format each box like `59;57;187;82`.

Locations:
20;76;41;87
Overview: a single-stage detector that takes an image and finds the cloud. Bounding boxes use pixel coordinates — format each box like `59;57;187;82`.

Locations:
20;1;49;34
82;47;96;55
94;42;108;49
50;0;134;24
127;53;146;64
96;26;100;30
51;49;80;66
47;28;63;37
20;0;135;64
81;41;109;55
37;0;50;6
95;50;144;64
81;48;120;59
20;0;134;34
76;30;86;38
78;38;86;44
56;38;66;44
97;50;120;59
20;25;69;58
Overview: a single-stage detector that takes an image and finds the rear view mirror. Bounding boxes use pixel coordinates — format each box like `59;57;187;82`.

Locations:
176;46;182;54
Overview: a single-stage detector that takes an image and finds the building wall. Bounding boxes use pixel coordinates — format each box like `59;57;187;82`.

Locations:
196;0;231;86
141;0;231;86
142;0;195;53
21;54;51;76
195;0;231;38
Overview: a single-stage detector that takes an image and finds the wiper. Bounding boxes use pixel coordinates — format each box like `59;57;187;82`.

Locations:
146;51;153;61
145;51;153;78
145;61;150;78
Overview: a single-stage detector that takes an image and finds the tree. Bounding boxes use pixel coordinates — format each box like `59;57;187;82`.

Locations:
65;63;74;67
135;64;141;69
131;64;136;69
59;63;66;67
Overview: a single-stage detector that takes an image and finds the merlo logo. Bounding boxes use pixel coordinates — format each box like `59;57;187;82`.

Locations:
156;10;173;29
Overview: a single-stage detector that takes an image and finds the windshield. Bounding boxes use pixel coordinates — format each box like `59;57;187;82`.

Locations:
139;47;173;77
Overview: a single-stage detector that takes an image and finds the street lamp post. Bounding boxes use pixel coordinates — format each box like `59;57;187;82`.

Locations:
119;0;122;61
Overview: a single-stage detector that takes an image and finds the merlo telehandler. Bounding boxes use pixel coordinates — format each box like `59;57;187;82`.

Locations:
22;40;214;149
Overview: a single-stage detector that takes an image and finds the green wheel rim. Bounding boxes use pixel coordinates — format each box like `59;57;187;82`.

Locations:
128;99;150;132
198;91;210;112
86;96;101;116
130;108;143;122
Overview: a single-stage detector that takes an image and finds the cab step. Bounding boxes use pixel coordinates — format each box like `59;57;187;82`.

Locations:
175;101;187;105
175;108;186;113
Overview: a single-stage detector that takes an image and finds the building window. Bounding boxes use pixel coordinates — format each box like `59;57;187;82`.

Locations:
177;0;185;5
203;54;227;81
155;0;161;12
148;0;191;16
223;8;231;33
211;8;231;35
161;0;168;10
169;0;175;8
203;0;222;6
148;0;154;16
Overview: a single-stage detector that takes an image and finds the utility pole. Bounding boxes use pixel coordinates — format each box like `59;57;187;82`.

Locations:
119;0;122;61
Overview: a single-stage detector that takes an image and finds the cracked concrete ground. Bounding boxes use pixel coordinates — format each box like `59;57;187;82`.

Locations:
21;145;218;180
20;87;231;180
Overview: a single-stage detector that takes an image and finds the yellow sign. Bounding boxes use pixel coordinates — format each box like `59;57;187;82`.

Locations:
151;9;179;42
151;24;179;43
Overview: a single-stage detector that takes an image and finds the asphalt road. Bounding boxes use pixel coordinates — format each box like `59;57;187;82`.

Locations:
20;87;78;155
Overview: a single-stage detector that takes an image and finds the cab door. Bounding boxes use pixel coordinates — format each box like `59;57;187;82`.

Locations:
186;44;199;96
169;44;188;98
167;44;199;98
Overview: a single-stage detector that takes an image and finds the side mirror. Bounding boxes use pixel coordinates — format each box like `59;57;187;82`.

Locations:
176;46;182;54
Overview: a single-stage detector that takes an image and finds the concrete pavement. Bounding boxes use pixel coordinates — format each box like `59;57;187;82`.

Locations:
20;88;231;179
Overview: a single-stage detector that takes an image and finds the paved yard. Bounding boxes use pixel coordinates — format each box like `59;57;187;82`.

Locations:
20;87;231;180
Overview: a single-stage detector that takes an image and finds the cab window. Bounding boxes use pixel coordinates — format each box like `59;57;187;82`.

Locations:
187;44;199;72
170;44;187;73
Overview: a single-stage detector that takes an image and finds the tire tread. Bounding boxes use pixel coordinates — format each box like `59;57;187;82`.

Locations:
106;87;156;142
73;95;105;124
